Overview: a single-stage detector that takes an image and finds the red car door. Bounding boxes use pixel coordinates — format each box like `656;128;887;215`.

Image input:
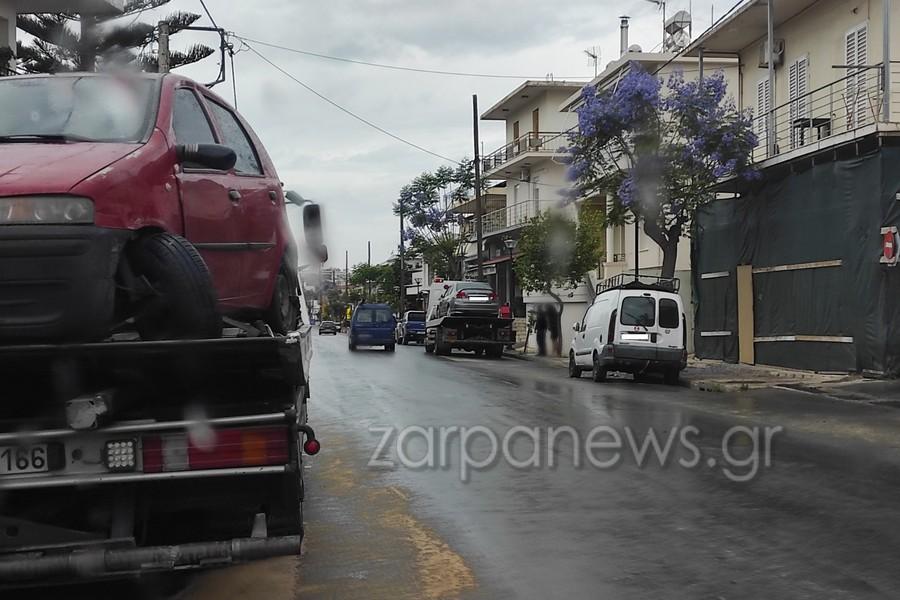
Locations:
204;99;282;308
171;86;244;304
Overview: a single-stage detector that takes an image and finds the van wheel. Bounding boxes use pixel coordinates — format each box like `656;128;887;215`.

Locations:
592;353;607;383
665;369;680;386
425;343;434;354
130;232;221;340
265;265;299;334
568;353;582;378
386;344;396;352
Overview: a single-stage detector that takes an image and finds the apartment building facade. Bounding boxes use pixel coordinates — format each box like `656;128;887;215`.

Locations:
479;80;592;347
686;0;900;374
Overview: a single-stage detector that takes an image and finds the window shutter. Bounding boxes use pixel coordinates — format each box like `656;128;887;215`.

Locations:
757;78;771;146
789;57;810;148
846;25;869;128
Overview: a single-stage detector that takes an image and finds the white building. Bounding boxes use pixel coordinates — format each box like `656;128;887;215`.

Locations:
478;80;592;351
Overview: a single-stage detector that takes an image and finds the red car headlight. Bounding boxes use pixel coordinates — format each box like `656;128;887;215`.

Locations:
0;195;94;225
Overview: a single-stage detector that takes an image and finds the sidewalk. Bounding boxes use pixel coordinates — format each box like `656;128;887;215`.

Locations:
504;349;900;402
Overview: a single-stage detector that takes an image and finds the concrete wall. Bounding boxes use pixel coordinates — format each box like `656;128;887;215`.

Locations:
504;88;578;142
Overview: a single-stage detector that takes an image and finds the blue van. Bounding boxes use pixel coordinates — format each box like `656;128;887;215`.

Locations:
349;303;397;352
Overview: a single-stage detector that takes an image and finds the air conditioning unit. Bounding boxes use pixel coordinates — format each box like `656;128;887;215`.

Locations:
759;39;785;68
519;168;531;182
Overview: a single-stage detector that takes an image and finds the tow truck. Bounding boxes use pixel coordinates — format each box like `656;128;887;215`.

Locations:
422;278;515;358
0;202;326;587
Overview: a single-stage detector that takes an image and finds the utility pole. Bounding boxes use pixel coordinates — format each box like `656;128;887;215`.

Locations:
473;94;484;280
158;21;170;73
634;219;640;282
884;0;892;122
399;196;406;316
766;0;776;159
367;241;372;298
344;249;349;301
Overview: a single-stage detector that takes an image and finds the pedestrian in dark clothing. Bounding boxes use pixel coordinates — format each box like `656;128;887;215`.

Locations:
546;303;561;356
535;306;548;356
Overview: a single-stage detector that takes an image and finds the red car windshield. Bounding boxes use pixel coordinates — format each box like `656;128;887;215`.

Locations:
0;76;158;143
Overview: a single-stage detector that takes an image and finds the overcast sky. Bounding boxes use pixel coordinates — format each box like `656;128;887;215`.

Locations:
146;0;738;268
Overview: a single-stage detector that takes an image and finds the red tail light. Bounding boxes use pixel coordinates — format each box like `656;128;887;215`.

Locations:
456;290;468;298
142;426;289;473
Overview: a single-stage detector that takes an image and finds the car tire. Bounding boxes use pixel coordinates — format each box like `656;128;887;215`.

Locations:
568;352;582;378
486;346;503;359
425;343;434;354
592;353;607;383
473;348;484;357
349;342;357;351
386;344;395;352
130;232;221;340
265;265;299;334
665;369;680;386
402;336;409;346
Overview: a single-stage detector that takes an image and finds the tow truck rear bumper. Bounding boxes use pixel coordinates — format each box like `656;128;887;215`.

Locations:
0;534;301;584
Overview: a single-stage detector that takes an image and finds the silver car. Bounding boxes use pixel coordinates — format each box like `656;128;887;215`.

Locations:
437;282;499;318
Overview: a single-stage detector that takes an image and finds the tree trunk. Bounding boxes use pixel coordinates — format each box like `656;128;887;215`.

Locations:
641;219;682;280
659;238;678;279
79;15;97;72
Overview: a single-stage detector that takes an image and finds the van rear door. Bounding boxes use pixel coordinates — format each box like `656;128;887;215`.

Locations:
616;291;659;353
656;295;683;351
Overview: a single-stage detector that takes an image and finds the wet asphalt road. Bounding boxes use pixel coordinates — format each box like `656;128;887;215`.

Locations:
15;331;900;598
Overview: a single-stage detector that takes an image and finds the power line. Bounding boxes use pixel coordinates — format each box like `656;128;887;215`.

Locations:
234;35;592;81
245;44;577;191
198;0;219;29
246;43;459;164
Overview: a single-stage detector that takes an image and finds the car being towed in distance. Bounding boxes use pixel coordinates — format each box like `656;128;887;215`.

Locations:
434;281;499;319
0;72;301;343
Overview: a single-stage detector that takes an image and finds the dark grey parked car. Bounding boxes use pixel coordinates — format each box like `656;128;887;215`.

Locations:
436;281;499;318
319;320;339;335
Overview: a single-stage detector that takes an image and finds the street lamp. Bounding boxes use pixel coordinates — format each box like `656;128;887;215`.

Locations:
503;237;518;307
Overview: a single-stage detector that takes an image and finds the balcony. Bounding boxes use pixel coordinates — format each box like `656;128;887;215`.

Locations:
482;199;539;236
481;132;568;179
753;63;900;165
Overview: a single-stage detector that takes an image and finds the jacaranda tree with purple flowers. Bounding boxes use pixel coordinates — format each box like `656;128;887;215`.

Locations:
395;159;478;280
568;65;758;278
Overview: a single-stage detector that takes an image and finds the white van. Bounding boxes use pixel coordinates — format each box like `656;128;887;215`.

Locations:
568;275;687;385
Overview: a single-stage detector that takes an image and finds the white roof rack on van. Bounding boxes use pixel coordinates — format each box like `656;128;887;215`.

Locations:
596;273;681;295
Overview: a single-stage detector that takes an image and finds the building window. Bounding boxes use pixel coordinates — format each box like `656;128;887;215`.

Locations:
789;56;809;149
756;77;771;148
845;23;869;129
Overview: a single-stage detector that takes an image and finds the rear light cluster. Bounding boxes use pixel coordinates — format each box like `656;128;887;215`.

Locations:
456;290;467;298
105;439;137;472
142;426;289;473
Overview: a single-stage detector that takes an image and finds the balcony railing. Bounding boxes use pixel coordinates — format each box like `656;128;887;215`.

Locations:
482;200;539;236
481;131;568;174
754;63;900;163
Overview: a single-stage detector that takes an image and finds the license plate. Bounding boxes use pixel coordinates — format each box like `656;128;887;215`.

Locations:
0;444;49;475
468;296;489;302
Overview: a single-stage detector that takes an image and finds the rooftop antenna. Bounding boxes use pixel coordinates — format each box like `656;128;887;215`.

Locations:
644;0;666;49
584;46;600;77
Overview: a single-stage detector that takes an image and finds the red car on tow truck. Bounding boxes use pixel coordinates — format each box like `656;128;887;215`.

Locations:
0;72;322;586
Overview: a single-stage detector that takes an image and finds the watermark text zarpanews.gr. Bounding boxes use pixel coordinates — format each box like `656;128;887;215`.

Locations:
368;424;783;483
